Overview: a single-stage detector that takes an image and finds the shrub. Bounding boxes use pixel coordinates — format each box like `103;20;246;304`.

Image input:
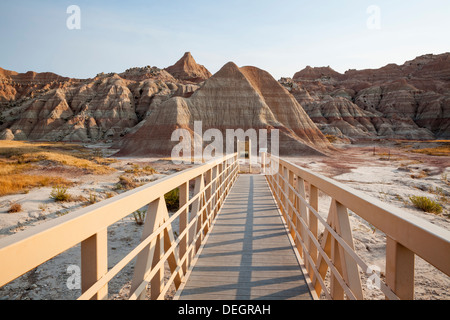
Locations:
8;203;22;213
124;164;157;176
115;175;138;190
50;186;72;202
88;191;97;204
409;196;443;214
165;188;179;211
132;209;145;225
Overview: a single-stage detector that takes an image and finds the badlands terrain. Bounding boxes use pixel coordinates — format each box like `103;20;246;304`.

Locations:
0;52;448;299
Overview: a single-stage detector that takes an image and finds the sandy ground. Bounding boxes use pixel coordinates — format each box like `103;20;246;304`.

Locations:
0;141;449;300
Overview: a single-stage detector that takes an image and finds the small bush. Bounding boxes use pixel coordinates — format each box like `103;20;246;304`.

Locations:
115;175;138;191
8;203;22;213
132;209;145;225
409;196;443;214
124;164;157;176
50;186;72;202
88;191;97;204
165;188;179;211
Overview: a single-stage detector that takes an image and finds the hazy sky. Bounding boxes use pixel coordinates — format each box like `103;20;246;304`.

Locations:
1;0;449;80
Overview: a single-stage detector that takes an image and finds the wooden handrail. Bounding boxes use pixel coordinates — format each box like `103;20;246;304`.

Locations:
265;154;450;300
0;153;239;300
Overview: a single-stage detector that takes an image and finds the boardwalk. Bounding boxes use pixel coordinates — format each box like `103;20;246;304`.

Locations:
176;175;312;300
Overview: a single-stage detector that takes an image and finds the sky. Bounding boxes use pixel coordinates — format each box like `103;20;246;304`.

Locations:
0;0;449;80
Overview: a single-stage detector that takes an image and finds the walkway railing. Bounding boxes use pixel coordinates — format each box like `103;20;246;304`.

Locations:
265;154;450;300
0;153;239;300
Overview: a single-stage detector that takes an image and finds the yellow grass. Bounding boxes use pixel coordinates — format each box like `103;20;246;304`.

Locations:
410;145;450;157
0;141;115;174
0;141;115;196
17;152;114;174
0;174;72;196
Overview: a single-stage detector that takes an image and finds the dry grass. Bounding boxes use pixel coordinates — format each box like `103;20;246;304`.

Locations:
8;203;22;213
115;175;140;191
13;152;114;174
0;174;72;196
0;141;115;174
410;145;450;157
410;170;429;179
125;164;157;176
0;141;116;196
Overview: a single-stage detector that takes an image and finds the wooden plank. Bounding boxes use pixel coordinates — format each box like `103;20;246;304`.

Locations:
177;175;312;301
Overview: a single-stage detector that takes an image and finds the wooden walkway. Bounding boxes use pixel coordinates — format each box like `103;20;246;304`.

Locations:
176;175;312;300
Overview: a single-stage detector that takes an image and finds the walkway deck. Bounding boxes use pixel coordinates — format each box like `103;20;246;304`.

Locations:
177;175;312;300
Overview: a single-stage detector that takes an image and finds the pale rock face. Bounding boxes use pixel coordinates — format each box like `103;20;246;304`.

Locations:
116;62;331;157
0;128;14;140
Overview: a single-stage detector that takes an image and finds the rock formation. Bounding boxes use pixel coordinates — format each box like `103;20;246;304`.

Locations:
284;53;450;140
0;57;202;142
1;52;448;151
115;62;330;157
165;52;212;83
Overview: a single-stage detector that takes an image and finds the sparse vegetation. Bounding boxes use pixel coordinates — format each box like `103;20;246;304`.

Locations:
164;188;180;211
409;196;443;214
410;170;428;179
0;141;117;196
104;191;115;199
88;191;97;204
410;145;450;157
8;203;22;213
0;172;72;196
50;186;73;202
56;210;69;217
0;141;115;175
115;175;139;191
442;173;449;186
132;209;145;225
125;164;157;176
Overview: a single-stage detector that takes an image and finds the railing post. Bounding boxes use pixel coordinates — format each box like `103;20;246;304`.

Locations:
261;152;266;174
308;184;319;276
191;174;205;254
81;228;108;300
130;197;166;300
287;171;295;241
150;232;164;300
204;169;212;234
296;177;308;260
386;237;415;300
179;182;189;275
